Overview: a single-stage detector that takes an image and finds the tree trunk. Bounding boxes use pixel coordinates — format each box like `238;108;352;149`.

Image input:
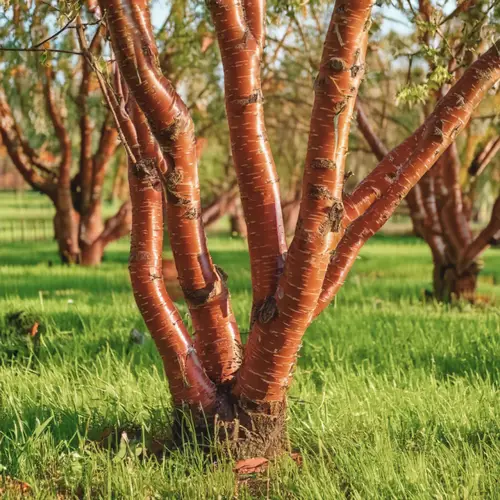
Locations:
230;201;247;238
173;394;288;459
109;157;128;203
54;207;81;264
80;239;105;266
98;0;500;461
432;263;479;302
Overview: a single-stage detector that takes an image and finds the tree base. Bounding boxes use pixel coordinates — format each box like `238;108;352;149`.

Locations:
172;391;288;460
433;262;479;303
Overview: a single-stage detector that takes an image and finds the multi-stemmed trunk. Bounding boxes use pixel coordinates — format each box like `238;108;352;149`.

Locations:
99;0;500;458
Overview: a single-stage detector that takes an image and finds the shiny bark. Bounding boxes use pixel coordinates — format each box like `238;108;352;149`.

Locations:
100;0;241;384
209;0;287;315
235;0;374;403
316;42;500;314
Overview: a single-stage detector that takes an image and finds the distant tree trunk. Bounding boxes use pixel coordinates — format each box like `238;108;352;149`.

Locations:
354;100;500;303
109;157;128;203
53;206;81;264
433;263;479;302
230;200;247;238
0;20;131;266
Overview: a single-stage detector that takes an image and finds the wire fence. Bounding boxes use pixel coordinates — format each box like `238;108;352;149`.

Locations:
0;218;53;243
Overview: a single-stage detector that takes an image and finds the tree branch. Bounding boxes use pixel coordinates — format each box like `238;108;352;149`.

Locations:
235;0;374;403
458;196;500;272
315;41;500;316
209;0;288;315
100;0;242;384
0;91;57;199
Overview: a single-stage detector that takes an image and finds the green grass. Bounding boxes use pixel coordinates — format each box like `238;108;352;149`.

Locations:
1;194;500;498
0;191;126;243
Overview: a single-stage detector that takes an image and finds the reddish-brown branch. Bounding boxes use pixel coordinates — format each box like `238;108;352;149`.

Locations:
350;101;427;238
469;135;500;177
99;200;132;246
355;100;388;160
235;0;374;403
458;196;500;272
103;74;215;405
78;22;104;216
127;100;216;408
435;142;472;256
418;167;447;264
209;0;287;314
43;66;72;188
0;92;57;199
101;0;241;384
243;0;266;45
343;123;425;222
202;183;238;228
43;65;80;262
91;114;119;206
315;42;500;315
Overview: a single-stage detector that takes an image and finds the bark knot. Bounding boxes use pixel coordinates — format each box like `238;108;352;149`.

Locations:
133;158;162;191
258;296;278;324
308;184;333;201
233;89;264;107
328;58;346;72
183;205;201;220
319;199;344;234
312;158;336;170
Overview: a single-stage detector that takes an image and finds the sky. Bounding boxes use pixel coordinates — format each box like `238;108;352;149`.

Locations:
149;1;459;36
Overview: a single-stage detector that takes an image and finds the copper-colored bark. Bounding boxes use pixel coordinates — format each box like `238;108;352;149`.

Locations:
43;66;80;263
316;42;500;315
209;0;287;314
351;101;426;238
234;0;374;403
126;99;215;408
459;196;500;271
91;0;500;424
0;92;56;199
469;136;500;177
101;0;241;384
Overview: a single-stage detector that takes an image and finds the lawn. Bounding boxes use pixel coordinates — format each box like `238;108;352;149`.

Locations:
1;193;500;498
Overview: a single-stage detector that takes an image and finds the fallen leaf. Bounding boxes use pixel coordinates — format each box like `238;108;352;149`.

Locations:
0;476;31;495
30;322;39;337
234;457;269;475
290;451;303;466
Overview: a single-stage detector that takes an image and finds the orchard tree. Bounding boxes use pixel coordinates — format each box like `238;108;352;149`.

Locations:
98;0;499;458
0;1;240;264
0;3;130;264
356;0;500;301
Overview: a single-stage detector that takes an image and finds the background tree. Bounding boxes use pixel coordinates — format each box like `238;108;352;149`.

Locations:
355;0;500;301
0;2;131;264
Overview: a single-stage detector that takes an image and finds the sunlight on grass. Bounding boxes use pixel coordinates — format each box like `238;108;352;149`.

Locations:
0;193;499;498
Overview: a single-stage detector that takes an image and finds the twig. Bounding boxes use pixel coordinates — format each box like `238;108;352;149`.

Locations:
33;14;77;48
0;46;84;56
75;15;137;164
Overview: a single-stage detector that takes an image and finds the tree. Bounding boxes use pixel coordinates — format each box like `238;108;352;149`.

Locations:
353;0;500;301
0;4;131;265
0;2;241;264
99;0;500;458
